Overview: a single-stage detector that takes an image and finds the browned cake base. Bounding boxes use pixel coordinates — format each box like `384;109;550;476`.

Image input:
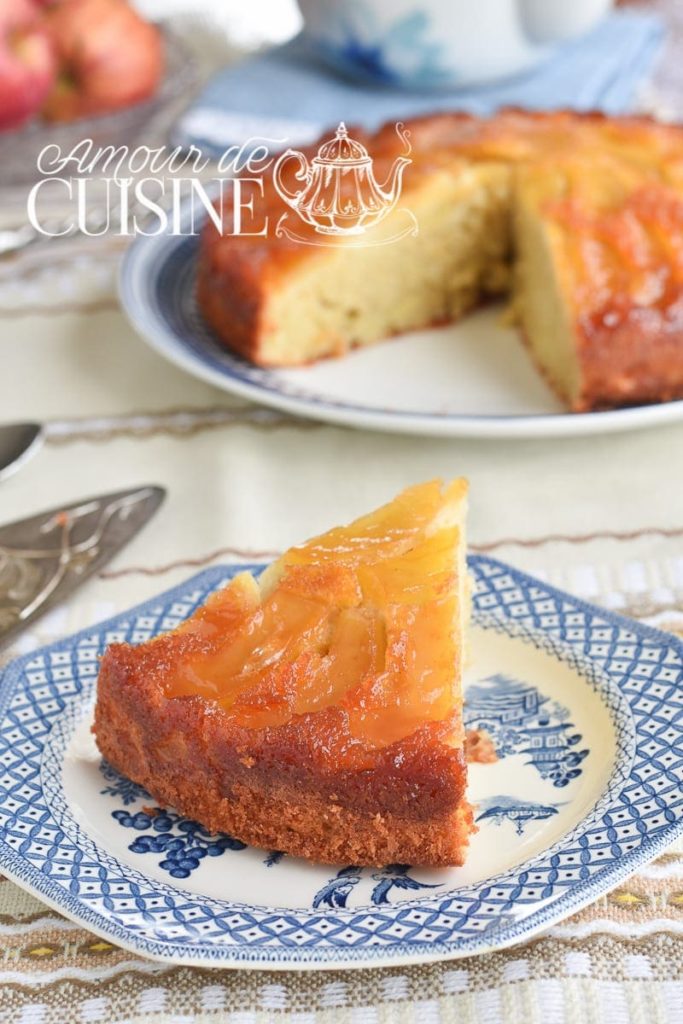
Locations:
95;642;473;867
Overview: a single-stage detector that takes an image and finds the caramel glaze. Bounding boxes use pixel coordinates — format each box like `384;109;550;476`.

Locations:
198;109;683;409
201;109;683;278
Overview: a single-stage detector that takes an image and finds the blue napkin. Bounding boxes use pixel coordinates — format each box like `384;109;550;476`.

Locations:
175;9;663;155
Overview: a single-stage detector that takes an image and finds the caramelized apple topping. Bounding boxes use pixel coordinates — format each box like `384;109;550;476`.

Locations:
161;480;465;747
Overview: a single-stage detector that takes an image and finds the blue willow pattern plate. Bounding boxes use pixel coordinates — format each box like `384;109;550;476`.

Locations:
0;556;681;970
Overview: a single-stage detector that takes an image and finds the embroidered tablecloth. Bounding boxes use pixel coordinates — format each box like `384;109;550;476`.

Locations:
1;2;683;1020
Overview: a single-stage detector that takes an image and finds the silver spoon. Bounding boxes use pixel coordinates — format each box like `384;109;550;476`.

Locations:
0;422;44;482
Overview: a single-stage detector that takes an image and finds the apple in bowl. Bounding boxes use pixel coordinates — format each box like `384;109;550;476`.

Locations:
0;0;56;130
43;0;164;122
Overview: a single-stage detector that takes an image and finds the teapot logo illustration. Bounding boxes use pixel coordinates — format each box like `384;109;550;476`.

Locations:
273;121;417;246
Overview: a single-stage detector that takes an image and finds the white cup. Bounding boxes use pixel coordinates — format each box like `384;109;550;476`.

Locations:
297;0;614;89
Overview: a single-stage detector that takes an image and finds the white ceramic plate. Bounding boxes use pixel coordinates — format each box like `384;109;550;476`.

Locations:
119;229;683;439
0;556;681;970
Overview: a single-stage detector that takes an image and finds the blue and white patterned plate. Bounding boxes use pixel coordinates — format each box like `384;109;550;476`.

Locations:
119;227;683;440
0;556;681;970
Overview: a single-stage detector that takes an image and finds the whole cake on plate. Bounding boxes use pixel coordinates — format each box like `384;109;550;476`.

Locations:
197;110;683;412
94;480;472;867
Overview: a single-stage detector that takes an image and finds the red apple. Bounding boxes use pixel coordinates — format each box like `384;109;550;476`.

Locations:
43;0;164;122
0;0;56;131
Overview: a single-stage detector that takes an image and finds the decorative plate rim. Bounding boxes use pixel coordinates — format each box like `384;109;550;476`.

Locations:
118;228;683;440
0;556;681;970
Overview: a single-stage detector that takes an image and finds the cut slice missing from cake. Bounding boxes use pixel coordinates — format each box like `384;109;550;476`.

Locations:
94;479;473;867
197;150;513;369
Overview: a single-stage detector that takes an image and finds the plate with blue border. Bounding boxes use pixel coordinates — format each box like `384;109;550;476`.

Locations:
119;225;683;440
0;555;681;970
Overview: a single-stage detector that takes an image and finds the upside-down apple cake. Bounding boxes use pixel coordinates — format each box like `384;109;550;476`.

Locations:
197;110;683;412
